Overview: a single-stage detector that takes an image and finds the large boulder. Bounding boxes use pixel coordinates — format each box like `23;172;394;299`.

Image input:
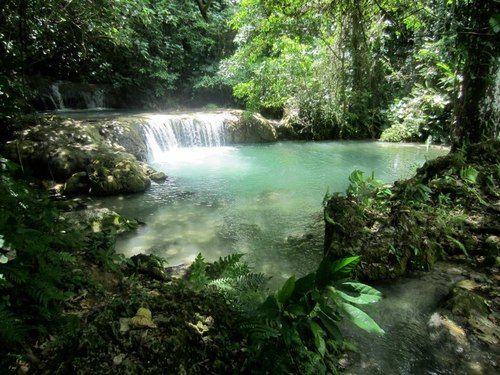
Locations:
3;115;164;196
226;112;278;143
98;117;149;161
4;117;101;179
87;152;151;195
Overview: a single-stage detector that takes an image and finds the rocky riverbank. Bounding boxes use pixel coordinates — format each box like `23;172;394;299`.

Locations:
323;140;499;373
1;110;279;196
324;140;499;280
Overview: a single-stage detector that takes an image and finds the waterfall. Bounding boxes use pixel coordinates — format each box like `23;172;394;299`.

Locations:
82;89;104;108
143;113;237;162
46;81;106;110
50;82;65;109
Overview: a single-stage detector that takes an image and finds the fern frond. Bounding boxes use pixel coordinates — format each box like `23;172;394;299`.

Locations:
208;253;246;278
0;305;25;346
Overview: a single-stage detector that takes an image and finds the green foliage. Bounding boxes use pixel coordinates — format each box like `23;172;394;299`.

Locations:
381;85;452;143
188;253;268;310
346;170;392;205
222;0;390;138
460;166;479;185
324;141;500;279
244;255;383;373
0;0;235;108
188;253;212;290
47;275;248;374
0;157;86;355
188;250;383;373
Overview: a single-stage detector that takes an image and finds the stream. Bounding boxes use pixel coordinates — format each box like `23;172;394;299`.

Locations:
69;110;491;374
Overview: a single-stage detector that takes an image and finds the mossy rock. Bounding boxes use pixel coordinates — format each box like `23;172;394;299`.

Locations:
226;112;278;143
138;162;167;183
64;171;90;196
61;207;138;234
87;152;151;195
3;115;152;184
98;117;149;161
445;284;489;318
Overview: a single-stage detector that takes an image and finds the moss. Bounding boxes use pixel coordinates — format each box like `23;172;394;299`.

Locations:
87;152;151;195
324;140;500;280
64;172;90;196
446;286;489;317
2;115;157;192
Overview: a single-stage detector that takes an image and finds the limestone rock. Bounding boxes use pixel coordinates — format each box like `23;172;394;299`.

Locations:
4;115;153;195
226;112;278;143
129;307;157;329
138;162;167;183
87;152;151;195
99;118;148;161
64;171;90;196
149;171;167;183
61;207;138;234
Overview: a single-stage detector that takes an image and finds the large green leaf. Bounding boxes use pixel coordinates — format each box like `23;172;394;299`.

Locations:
276;275;295;304
335;282;382;304
309;320;326;356
259;295;280;319
316;256;360;289
331;257;360;275
291;272;315;300
287;303;306;317
341;302;384;335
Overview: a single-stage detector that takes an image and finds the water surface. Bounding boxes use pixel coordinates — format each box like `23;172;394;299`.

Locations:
96;141;447;284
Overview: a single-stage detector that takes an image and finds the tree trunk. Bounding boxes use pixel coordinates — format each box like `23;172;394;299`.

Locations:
452;0;498;149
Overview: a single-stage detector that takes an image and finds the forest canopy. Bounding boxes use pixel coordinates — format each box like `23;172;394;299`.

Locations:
0;0;498;142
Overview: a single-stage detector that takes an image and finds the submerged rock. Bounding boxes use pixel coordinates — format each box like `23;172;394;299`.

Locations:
61;207;138;234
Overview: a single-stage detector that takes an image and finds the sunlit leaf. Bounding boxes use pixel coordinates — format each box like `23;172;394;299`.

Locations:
341;302;384;335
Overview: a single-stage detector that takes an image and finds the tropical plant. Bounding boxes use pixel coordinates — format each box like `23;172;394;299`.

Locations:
244;255;383;373
188;251;383;373
346;170;392;204
0;157;85;358
188;253;268;310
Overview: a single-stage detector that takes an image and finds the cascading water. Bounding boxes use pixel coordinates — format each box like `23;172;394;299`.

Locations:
45;81;106;110
50;82;65;109
82;89;105;108
143;112;237;162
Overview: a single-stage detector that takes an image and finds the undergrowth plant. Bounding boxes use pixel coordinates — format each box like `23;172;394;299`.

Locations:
188;253;383;374
0;158;86;366
189;253;268;311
